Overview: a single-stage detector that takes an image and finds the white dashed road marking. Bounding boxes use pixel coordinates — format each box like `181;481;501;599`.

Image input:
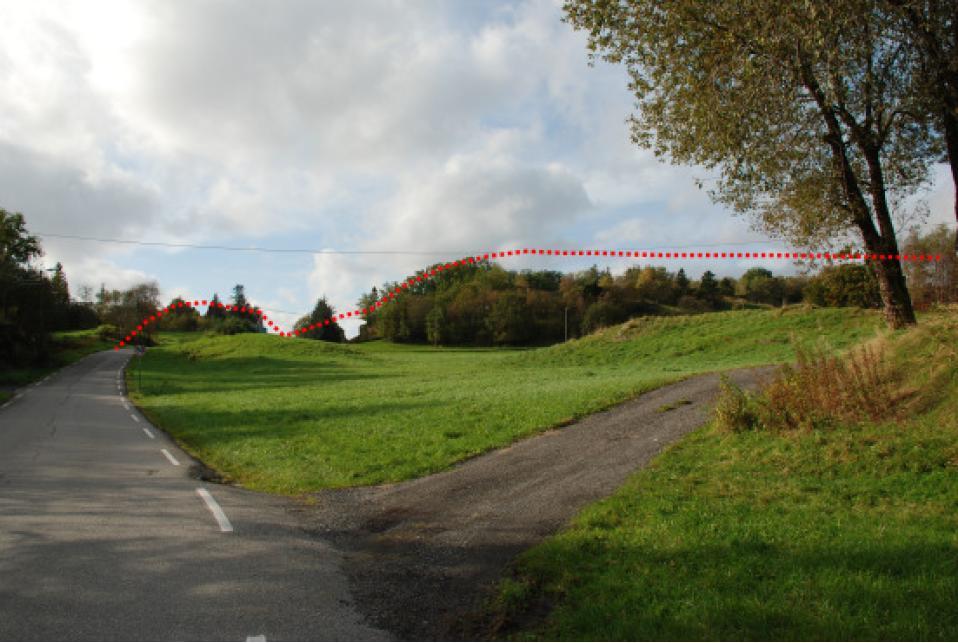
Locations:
161;449;180;466
130;414;140;423
142;427;155;439
197;488;234;533
246;636;266;642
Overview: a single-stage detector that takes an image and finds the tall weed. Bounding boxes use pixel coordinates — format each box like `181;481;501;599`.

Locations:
716;340;899;433
713;375;761;433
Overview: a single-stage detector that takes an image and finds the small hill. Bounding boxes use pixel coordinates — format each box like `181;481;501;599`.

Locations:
519;306;881;368
487;307;958;640
167;331;368;362
129;307;885;493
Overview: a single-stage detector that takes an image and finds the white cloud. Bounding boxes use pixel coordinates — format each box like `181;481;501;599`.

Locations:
376;159;592;252
595;219;644;245
69;257;154;294
0;142;161;237
2;0;952;320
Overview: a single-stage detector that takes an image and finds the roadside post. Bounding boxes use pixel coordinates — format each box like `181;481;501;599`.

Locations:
135;343;146;390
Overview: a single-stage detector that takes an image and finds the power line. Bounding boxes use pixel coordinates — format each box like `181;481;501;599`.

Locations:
34;231;778;255
33;232;468;256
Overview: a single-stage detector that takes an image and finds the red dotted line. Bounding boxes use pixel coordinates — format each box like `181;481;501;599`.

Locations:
112;247;943;350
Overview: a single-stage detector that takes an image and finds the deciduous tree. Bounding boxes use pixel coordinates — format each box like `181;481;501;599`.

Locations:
564;0;936;327
886;0;958;253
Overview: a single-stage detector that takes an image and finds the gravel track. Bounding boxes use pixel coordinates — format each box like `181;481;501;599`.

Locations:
301;366;775;640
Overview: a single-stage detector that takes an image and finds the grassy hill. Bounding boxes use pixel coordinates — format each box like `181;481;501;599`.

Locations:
485;308;958;640
127;306;881;493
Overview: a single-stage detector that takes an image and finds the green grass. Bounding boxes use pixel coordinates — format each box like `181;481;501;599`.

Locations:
486;310;958;640
126;307;880;494
0;328;114;388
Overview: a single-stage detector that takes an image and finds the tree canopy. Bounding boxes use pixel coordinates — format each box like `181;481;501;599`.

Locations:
360;260;818;346
886;0;958;253
295;296;346;342
1;209;100;364
563;0;946;327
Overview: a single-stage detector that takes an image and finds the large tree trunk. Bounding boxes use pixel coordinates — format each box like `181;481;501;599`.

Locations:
799;58;917;328
860;143;918;328
854;202;916;328
869;246;917;328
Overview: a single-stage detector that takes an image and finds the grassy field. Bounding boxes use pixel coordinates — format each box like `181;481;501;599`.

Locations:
0;328;114;389
126;307;881;493
486;310;958;640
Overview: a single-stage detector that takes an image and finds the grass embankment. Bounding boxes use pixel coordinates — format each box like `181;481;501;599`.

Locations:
487;309;958;640
0;328;113;396
126;307;879;493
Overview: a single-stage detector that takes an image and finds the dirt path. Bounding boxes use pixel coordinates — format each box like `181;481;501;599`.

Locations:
301;366;774;640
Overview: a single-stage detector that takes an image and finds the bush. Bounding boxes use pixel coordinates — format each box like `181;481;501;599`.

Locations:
96;324;121;341
761;342;896;431
803;264;881;308
159;311;199;332
737;267;785;304
676;294;711;313
217;317;255;336
713;375;762;432
581;300;628;334
714;340;899;433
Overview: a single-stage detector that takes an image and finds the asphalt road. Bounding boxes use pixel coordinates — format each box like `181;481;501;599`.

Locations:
0;349;388;642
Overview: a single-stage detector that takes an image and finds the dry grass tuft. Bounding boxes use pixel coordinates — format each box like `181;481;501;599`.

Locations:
713;375;761;433
716;338;903;433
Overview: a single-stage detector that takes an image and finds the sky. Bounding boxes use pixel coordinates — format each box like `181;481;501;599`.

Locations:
1;0;954;336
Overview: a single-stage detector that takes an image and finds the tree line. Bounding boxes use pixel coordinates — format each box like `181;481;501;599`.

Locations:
3;208;954;367
1;209;97;367
72;283;275;346
358;225;956;346
0;209;278;367
144;286;268;337
357;262;815;346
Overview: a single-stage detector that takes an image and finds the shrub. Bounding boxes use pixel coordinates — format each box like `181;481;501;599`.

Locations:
159;311;199;332
803;264;881;308
217;317;255;335
96;324;121;341
676;294;711;313
581;300;628;334
713;375;761;432
737;267;785;304
715;340;899;433
761;342;896;431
